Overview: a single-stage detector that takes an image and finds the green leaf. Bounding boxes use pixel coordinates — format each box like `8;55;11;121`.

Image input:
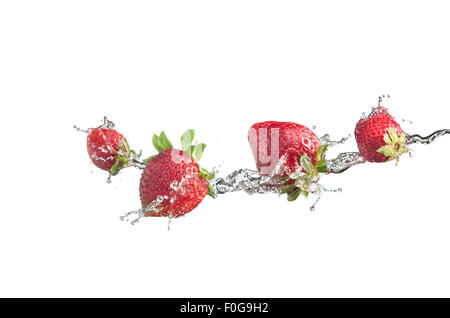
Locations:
110;161;118;175
276;176;290;184
199;167;214;180
302;191;309;198
376;145;395;157
193;143;206;162
188;145;195;157
315;159;328;173
181;129;195;153
280;184;296;194
287;188;302;202
315;144;328;161
158;131;173;151
290;171;303;180
300;154;315;175
200;167;209;177
207;184;217;198
295;175;310;190
152;134;164;152
387;127;398;143
122;139;130;153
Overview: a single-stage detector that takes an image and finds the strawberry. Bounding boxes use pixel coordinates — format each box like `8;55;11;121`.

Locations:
248;121;322;176
139;130;214;218
86;118;134;174
355;106;409;162
248;121;328;201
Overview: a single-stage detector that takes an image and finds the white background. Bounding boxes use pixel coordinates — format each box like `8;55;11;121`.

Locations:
1;0;450;297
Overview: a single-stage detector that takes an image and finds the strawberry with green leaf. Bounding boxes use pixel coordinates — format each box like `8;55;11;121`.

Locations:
139;130;215;218
248;121;329;201
355;106;409;163
86;120;136;175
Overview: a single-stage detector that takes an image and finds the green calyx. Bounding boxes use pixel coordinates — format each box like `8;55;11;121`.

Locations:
145;130;207;163
109;139;135;175
144;129;216;197
281;144;329;202
181;129;207;162
376;127;409;162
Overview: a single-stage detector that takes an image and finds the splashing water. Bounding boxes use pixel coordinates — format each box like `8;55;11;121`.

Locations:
210;169;281;195
120;195;165;225
73;125;89;133
309;184;343;212
320;134;351;147
407;129;450;145
129;150;146;170
402;118;414;125
99;116;115;129
209;168;343;211
327;152;366;174
74;116;115;134
209;133;355;210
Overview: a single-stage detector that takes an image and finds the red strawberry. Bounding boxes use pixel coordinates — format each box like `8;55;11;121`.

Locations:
86;118;133;174
355;106;408;162
139;130;213;218
248;121;321;177
248;121;328;201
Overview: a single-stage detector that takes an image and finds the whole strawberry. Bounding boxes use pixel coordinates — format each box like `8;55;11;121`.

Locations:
139;130;214;218
355;106;408;162
248;121;328;201
86;117;134;174
248;121;321;176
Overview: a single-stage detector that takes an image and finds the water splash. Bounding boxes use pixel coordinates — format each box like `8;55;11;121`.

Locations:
210;168;343;211
99;116;115;129
74;116;115;134
320;134;351;147
378;94;390;107
210;169;281;195
73;125;89;133
407;129;450;145
402;118;414;125
168;217;173;231
327;152;366;174
129;150;146;170
120;195;164;225
309;184;342;212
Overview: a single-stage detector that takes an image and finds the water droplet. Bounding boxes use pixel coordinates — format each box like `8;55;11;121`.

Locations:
73;124;88;133
168;217;172;231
